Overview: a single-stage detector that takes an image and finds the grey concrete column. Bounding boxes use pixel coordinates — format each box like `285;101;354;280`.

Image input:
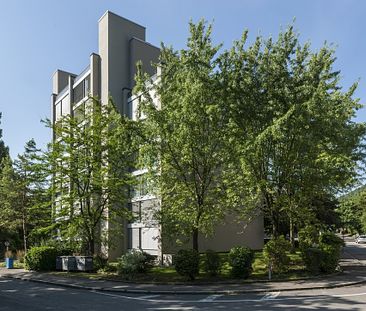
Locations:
90;53;101;99
68;75;74;115
50;93;57;140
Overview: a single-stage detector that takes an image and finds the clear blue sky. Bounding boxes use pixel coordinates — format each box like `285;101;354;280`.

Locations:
0;0;365;158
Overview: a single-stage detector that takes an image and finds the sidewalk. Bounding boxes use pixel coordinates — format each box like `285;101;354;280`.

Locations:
1;261;365;295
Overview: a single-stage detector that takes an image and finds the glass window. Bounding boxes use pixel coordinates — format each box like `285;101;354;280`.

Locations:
74;82;84;104
131;175;149;198
84;75;90;96
61;95;70;115
55;102;62;121
127;228;141;249
73;75;90;104
131;202;141;222
73;103;85;122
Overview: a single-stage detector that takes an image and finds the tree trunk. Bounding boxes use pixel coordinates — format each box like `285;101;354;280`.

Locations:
22;213;27;254
192;228;199;251
87;237;95;256
272;208;279;238
289;215;295;252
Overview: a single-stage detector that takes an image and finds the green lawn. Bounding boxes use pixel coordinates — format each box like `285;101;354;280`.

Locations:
0;260;25;269
3;251;315;283
139;251;310;283
49;250;311;284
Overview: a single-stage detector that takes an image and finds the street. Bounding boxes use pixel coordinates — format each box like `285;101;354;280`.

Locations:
1;277;366;310
1;241;366;311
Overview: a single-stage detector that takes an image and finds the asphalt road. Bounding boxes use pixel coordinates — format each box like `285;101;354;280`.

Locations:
1;241;366;311
1;278;366;311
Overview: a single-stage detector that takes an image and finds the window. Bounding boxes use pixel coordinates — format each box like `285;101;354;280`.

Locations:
73;102;85;122
128;202;142;223
74;82;84;104
73;75;90;104
61;95;70;115
55;102;62;120
84;75;90;95
127;228;141;249
131;175;149;198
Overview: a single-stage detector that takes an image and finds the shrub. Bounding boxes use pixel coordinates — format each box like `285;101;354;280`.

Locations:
117;250;154;279
174;249;200;280
263;236;291;274
228;246;254;278
25;246;59;271
16;250;25;263
40;240;74;256
98;263;117;273
5;250;14;259
302;247;323;273
301;231;343;274
55;245;74;257
204;250;221;276
319;232;344;248
93;254;108;271
298;225;319;250
143;252;157;269
318;232;343;273
320;244;341;273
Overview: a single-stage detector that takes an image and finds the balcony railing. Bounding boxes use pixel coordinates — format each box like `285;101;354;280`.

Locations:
73;64;90;86
56;86;68;101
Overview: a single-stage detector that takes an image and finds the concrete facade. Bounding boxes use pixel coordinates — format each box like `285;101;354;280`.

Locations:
51;11;264;261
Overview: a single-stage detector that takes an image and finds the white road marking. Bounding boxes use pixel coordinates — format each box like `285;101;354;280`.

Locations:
90;289;366;304
333;292;366;298
91;290;260;303
148;307;195;311
199;294;223;302
139;294;161;299
261;291;280;300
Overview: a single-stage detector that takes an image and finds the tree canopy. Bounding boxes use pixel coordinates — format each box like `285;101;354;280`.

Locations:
45;98;138;255
136;21;232;251
135;21;366;249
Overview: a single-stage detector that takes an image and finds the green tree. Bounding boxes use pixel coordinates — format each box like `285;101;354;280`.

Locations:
338;186;366;234
46;98;137;255
221;25;366;241
0;140;50;253
135;21;232;251
0;113;9;169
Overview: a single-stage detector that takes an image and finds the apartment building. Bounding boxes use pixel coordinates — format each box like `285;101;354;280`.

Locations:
51;11;263;260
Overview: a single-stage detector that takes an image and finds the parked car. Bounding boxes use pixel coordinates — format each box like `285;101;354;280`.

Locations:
355;235;366;244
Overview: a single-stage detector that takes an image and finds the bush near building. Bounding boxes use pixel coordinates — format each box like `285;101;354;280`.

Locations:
204;249;222;276
24;244;73;271
263;236;291;274
228;246;254;278
173;249;200;280
24;246;59;271
299;229;344;273
117;250;155;279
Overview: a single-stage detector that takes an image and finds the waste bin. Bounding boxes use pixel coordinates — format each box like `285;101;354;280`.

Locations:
56;256;62;271
5;258;13;269
61;256;77;271
75;256;93;271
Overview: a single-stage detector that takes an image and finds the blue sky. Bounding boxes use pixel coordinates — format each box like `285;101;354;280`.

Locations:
0;0;365;158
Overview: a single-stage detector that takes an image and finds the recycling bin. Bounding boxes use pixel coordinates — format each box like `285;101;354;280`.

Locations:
61;256;77;271
75;256;93;271
5;258;13;269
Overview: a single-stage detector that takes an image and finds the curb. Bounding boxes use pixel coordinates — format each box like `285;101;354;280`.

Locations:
2;273;366;295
